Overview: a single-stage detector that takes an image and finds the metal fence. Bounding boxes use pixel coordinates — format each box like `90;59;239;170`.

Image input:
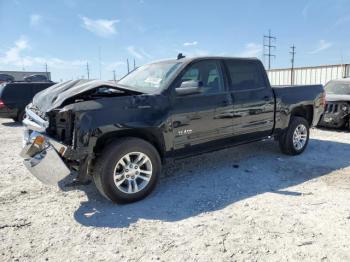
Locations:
267;64;350;86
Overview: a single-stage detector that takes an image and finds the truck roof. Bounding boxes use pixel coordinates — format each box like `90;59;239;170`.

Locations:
151;56;260;64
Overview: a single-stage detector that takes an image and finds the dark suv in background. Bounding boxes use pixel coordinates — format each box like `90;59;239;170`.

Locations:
0;81;55;122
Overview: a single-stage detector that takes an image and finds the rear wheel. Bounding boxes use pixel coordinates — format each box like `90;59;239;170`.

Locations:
17;110;26;123
279;116;310;155
92;138;161;203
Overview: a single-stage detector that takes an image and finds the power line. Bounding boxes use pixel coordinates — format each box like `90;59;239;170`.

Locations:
263;29;276;70
290;45;296;85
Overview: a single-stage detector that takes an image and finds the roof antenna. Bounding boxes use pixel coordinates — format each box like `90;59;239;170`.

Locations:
177;53;185;60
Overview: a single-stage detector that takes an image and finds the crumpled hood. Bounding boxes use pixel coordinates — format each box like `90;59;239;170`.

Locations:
326;94;350;102
32;79;122;112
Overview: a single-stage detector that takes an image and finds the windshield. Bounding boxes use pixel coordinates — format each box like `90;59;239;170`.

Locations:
118;62;182;93
325;81;350;95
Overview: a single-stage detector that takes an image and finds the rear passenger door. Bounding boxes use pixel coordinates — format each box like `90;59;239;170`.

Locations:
224;59;275;140
171;59;233;150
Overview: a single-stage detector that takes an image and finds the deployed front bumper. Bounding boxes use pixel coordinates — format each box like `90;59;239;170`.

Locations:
20;108;71;186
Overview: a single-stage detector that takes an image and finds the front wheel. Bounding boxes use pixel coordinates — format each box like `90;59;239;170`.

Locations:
92;138;161;203
279;116;310;155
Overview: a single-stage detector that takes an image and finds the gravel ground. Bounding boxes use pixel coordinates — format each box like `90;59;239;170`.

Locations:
0;118;350;262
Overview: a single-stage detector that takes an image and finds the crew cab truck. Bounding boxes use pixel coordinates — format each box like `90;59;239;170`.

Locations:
20;56;325;203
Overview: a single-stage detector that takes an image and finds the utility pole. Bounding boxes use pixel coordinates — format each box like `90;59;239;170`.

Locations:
21;58;25;71
133;59;136;70
45;63;48;79
290;45;296;85
263;30;276;70
113;70;116;81
86;62;90;79
127;59;130;74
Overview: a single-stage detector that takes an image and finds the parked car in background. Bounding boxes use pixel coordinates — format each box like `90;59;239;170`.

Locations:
318;78;350;129
0;74;14;84
0;81;55;122
21;56;325;203
24;74;50;82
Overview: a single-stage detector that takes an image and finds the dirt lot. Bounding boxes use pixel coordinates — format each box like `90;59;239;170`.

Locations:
0;118;349;262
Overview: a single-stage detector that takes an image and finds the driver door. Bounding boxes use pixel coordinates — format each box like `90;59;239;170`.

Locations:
170;60;233;150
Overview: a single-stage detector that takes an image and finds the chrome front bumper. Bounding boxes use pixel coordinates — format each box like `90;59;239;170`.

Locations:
21;107;71;186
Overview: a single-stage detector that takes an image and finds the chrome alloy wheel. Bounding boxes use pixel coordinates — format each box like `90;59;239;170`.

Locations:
292;124;307;150
113;152;153;194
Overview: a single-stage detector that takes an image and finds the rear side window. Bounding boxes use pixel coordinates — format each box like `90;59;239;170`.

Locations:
225;60;266;91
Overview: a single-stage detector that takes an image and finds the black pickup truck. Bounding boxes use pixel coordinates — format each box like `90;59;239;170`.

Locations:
20;56;325;203
0;81;55;122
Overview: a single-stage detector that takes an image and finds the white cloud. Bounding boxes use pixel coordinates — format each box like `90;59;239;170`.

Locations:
334;15;350;27
80;16;119;37
175;48;209;58
127;46;143;59
1;37;29;65
0;37;87;69
309;40;333;54
105;61;125;71
127;46;152;60
30;14;42;27
239;43;262;57
183;41;198;47
302;3;310;18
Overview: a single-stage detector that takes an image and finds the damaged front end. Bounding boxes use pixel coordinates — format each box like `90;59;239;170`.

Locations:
20;79;151;187
21;107;72;186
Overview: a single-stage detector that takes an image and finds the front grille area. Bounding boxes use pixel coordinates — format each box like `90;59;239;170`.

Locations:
325;103;340;113
47;110;75;146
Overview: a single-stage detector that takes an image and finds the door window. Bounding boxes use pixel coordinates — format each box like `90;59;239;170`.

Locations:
179;60;224;94
225;60;266;91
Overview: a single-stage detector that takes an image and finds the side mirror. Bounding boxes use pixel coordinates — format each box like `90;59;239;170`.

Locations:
175;80;203;96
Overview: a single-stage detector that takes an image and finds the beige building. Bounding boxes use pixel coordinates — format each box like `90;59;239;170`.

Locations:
267;64;350;86
0;70;51;81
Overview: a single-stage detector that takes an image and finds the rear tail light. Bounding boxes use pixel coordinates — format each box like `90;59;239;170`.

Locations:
0;99;5;109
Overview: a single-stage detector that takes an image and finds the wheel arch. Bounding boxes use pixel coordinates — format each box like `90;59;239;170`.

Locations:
290;105;313;126
93;128;166;160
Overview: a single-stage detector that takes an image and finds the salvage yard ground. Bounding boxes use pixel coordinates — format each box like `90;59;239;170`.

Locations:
0;118;350;261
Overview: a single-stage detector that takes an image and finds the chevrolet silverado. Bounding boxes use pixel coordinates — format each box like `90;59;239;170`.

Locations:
20;56;325;203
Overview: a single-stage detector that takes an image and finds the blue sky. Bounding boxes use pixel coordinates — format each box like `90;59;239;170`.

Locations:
0;0;349;81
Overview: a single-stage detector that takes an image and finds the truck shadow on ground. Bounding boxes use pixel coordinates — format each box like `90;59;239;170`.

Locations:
73;138;350;228
1;121;22;127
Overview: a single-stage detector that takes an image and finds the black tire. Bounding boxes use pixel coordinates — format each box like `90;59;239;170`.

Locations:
92;137;161;203
279;116;310;155
17;110;26;123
